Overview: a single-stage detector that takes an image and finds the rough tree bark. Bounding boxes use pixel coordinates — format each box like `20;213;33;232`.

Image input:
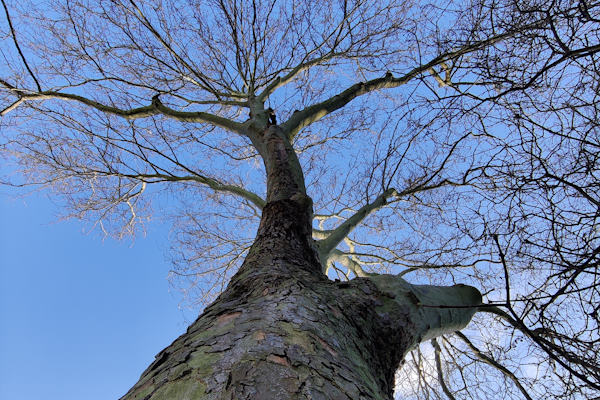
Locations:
120;124;482;400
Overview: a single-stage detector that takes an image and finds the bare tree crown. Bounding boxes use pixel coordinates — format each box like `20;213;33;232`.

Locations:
2;0;599;398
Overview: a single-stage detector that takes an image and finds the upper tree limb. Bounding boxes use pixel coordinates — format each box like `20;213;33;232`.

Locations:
280;24;543;140
0;79;246;135
316;188;398;257
315;173;468;259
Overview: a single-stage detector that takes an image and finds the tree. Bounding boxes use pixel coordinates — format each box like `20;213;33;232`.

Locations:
1;0;598;398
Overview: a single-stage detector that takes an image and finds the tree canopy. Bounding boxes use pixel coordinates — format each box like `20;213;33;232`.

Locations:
1;0;599;398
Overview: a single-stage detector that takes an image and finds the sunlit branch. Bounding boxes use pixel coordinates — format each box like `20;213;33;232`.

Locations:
1;97;24;115
316;172;470;260
82;179;147;238
123;181;146;236
316;188;397;257
311;228;331;240
314;206;356;222
428;62;452;88
327;248;372;277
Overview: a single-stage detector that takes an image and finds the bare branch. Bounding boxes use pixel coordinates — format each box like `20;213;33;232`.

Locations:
431;338;458;400
0;81;245;134
129;172;265;210
317;188;397;257
257;53;342;102
281;22;544;140
453;332;533;400
1;0;41;91
125;0;222;98
327;249;372;277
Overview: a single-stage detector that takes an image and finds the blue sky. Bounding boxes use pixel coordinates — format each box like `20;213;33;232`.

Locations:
0;189;188;400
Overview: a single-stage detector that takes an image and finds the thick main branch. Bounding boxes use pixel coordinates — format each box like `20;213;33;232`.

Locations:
281;23;544;140
0;80;245;135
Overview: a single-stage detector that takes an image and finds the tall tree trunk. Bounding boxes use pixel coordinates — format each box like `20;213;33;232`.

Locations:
121;127;482;400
